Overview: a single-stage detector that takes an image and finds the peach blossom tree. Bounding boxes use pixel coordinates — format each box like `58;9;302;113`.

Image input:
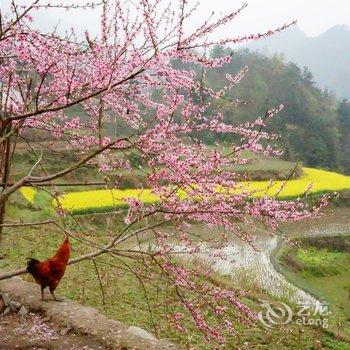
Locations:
0;0;327;346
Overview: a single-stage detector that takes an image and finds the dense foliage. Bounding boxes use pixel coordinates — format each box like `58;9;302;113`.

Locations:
174;46;350;173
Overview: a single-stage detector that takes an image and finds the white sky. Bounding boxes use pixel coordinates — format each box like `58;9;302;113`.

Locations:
187;0;350;38
3;0;350;39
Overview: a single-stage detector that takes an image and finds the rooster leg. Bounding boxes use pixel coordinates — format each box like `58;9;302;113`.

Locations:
51;292;63;302
51;291;59;301
49;287;63;302
41;286;45;301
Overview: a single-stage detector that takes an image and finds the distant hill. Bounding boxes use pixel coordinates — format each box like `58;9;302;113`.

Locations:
173;46;350;173
247;25;350;99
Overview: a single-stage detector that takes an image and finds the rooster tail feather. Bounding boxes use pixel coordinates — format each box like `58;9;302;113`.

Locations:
26;258;40;275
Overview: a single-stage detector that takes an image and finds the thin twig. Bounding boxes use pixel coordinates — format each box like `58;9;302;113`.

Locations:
92;259;107;312
0;220;54;227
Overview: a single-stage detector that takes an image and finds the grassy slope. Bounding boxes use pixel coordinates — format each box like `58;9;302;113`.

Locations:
12;145;298;182
277;236;350;341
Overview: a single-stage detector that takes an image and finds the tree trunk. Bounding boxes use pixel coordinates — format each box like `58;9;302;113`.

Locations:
0;121;12;237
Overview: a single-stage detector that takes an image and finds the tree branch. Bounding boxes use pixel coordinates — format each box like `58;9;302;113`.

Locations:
0;139;126;202
0;218;167;281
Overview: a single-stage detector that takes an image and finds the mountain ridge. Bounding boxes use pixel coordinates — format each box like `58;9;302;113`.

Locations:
247;25;350;99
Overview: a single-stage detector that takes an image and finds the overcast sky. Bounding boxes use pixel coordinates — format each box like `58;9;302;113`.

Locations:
185;0;350;38
4;0;350;39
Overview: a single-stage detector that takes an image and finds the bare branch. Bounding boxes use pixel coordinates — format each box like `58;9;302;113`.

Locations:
92;259;107;312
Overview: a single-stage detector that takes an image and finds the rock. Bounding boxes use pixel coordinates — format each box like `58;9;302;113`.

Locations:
3;306;11;315
0;298;5;313
9;300;21;311
127;326;157;341
60;326;72;336
18;305;28;317
0;271;178;349
158;340;179;349
1;293;11;306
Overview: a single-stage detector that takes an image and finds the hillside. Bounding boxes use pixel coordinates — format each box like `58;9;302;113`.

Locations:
172;47;350;173
247;25;350;99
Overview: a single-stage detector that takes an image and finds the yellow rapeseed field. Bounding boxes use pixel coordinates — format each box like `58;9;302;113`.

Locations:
19;187;37;203
234;168;350;199
19;168;350;214
54;188;159;213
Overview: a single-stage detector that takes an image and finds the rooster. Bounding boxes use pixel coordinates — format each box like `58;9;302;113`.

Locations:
27;236;70;301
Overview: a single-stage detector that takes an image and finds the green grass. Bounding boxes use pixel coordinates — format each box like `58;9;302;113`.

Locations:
279;237;350;338
297;247;349;277
231;157;303;180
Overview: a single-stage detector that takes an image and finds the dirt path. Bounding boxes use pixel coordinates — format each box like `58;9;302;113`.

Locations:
0;311;107;350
